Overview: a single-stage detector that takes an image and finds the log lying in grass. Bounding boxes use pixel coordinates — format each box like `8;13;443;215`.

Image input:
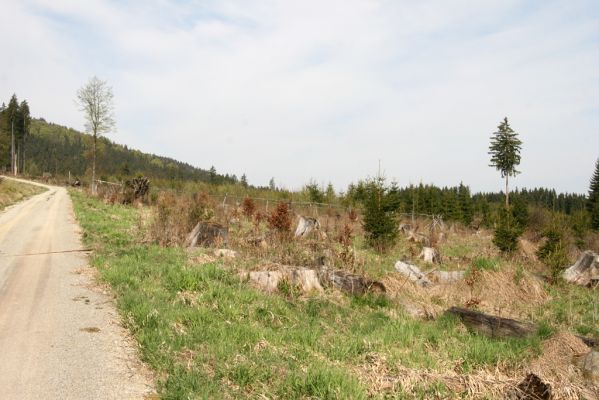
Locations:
317;267;386;295
394;261;433;287
563;250;599;288
247;265;385;296
185;221;228;247
446;307;537;338
394;260;465;286
430;270;465;283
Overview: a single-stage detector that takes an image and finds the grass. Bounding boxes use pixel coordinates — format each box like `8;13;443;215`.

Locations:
70;191;556;399
0;177;46;210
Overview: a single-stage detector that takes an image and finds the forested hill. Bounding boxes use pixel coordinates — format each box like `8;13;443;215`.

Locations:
22;118;234;184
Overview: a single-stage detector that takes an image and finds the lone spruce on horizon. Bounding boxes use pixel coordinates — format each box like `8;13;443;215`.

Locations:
488;117;522;208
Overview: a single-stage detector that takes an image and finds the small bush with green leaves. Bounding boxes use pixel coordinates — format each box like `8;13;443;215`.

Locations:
493;208;522;253
537;217;571;282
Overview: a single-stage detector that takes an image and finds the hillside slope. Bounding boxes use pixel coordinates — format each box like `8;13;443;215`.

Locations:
20;119;233;184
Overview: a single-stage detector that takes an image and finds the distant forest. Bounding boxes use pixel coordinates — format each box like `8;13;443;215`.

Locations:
0;94;590;221
0;94;235;185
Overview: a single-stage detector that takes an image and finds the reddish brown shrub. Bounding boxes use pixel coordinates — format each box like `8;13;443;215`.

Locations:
242;197;256;218
268;203;292;237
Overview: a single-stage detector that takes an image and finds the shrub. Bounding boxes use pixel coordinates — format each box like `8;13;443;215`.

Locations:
242;197;255;218
493;208;522;253
361;177;397;252
537;216;571;282
151;191;215;246
268;203;292;238
511;195;529;228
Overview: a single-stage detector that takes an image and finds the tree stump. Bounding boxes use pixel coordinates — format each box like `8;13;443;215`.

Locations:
563;250;599;288
294;216;320;238
418;247;440;264
185;222;228;247
317;267;386;295
446;307;537;338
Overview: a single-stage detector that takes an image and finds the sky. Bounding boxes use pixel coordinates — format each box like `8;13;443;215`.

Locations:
0;0;598;193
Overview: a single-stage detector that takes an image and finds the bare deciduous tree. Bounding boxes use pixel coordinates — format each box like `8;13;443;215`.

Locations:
76;76;115;194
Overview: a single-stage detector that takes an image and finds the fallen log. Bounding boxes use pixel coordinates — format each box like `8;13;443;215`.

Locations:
563;250;599;288
446;307;537;338
185;221;228;247
430;270;465;283
394;261;432;287
247;265;382;296
318;267;386;295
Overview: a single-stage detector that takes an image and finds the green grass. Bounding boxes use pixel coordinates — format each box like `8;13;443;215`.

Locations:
70;191;551;399
540;284;599;339
0;178;46;210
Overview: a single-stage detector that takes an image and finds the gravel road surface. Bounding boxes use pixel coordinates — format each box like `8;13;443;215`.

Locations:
0;179;154;399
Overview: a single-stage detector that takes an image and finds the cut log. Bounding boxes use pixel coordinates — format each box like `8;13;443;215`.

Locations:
248;271;283;293
563;250;599;288
507;373;551;400
394;261;432;287
247;267;324;293
446;306;537;338
185;221;228;247
418;247;440;264
294;216;320;238
430;270;465;283
317;267;386;295
287;268;323;292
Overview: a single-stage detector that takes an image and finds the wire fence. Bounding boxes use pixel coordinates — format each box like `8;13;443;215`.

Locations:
93;179;443;222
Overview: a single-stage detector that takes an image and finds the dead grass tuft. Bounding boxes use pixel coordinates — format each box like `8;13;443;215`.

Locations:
382;264;547;319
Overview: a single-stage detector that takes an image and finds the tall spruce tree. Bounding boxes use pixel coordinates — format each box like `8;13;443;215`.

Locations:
489;117;522;208
588;158;599;230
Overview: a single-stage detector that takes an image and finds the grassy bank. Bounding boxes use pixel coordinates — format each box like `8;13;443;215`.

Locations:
69;190;560;399
0;177;46;210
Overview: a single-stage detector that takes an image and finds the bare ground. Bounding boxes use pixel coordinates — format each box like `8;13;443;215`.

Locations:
0;178;154;400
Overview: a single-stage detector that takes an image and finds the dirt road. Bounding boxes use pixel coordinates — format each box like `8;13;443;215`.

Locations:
0;179;153;399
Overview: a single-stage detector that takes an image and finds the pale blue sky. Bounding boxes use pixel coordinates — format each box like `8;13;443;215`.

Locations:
1;0;598;193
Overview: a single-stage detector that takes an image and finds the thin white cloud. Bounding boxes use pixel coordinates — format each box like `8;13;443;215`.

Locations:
1;0;597;192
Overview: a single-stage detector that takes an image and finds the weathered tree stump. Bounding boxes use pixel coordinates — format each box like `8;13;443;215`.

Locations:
563;250;599;288
185;221;228;247
419;247;440;264
446;307;537;338
317;267;386;295
294;216;320;238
